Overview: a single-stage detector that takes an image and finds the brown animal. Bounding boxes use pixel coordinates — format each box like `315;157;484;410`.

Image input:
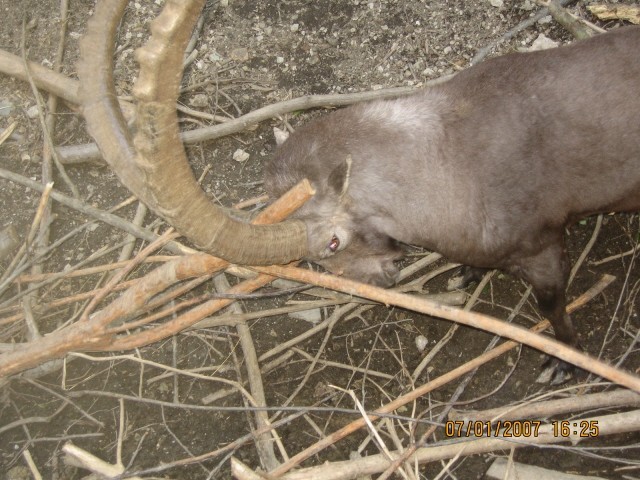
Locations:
265;27;640;383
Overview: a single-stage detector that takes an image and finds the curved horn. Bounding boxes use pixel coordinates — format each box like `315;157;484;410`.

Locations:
77;0;308;265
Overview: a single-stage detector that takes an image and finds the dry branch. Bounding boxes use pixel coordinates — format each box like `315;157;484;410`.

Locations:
0;167;194;256
254;265;640;392
0;180;313;378
449;388;640;422
214;273;281;471
471;0;574;65
247;273;628;477
0;49;79;104
273;410;640;480
55;86;430;164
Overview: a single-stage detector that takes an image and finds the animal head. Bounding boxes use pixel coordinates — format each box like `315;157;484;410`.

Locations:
265;110;408;286
295;155;356;261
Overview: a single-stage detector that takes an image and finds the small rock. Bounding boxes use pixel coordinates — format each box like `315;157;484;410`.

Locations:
489;0;503;7
230;47;249;62
290;23;299;32
276;56;285;64
6;466;31;480
289;308;322;324
209;52;223;63
527;33;559;52
189;93;209;108
520;0;535;11
232;149;250;163
415;335;429;352
26;104;39;118
0;99;14;116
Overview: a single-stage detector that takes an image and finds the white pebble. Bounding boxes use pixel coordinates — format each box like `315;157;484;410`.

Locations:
415;335;429;352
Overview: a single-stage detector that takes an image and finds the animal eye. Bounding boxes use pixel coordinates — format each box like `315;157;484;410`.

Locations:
328;235;340;252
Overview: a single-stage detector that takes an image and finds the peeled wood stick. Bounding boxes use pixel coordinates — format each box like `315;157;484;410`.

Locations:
0;48;80;103
214;273;282;471
449;388;640;422
259;273;623;478
255;266;637;391
0;179;314;377
0;167;195;256
274;410;640;480
54;86;437;164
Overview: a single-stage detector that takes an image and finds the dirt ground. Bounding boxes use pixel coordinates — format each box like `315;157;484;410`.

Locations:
0;0;639;478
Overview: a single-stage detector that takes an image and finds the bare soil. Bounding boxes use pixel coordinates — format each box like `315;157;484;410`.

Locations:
0;1;638;479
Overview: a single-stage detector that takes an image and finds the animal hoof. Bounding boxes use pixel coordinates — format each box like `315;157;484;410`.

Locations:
536;357;574;385
447;266;487;291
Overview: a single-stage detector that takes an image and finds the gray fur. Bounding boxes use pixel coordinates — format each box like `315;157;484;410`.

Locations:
264;27;640;360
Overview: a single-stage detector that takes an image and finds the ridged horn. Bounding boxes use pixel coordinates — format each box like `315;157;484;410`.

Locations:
77;0;309;265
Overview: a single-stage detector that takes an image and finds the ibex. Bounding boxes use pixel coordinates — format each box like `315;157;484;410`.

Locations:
77;0;637;383
264;26;640;383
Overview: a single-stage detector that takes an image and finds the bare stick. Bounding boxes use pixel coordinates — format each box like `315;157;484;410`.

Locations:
0;183;54;291
0;180;313;377
116;202;148;264
214;273;282;471
36;0;70;259
254;265;637;390
55;83;450;164
0;167;194;255
21;17;78;198
0;48;80;104
591;244;640;266
22;450;43;480
543;0;601;40
15;255;175;284
449;388;640;422
274;410;640;480
261;274;620;477
0;121;17;145
569;214;602;285
62;443;143;480
471;0;575;65
26;8;76;338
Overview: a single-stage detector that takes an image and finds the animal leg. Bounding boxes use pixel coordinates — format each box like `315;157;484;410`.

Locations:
447;266;490;291
516;242;579;384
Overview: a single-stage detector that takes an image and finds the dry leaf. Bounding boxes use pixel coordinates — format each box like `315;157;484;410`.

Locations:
588;4;640;24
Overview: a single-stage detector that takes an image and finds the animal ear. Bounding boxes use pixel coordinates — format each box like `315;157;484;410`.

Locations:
327;154;352;198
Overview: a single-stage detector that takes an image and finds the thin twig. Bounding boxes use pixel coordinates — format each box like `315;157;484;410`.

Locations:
0;167;194;255
471;0;575;65
20;16;78;198
569;214;602;285
262;274;619;477
214;273;282;471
